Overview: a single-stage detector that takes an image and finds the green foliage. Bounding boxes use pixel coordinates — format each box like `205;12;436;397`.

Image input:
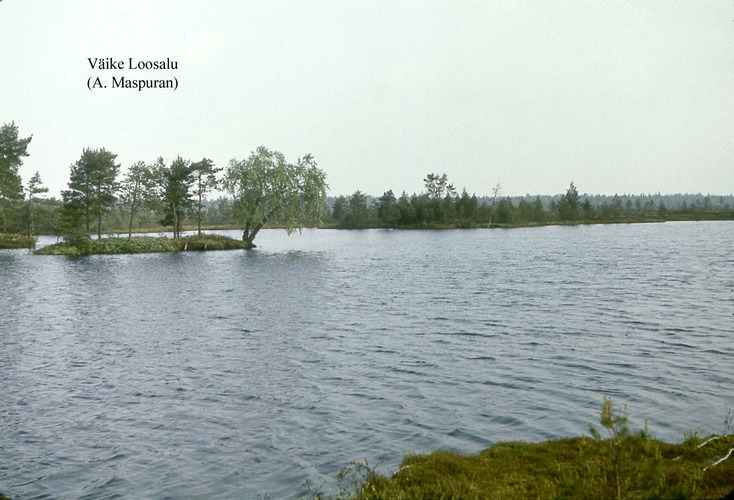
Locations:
119;160;157;239
173;234;252;251
339;190;371;228
152;156;195;239
683;429;703;446
584;397;664;500
0;121;32;233
493;197;515;225
190;157;221;235
424;173;456;199
65;232;94;255
376;190;398;227
224;146;327;244
26;171;48;237
558;181;580;221
62;147;121;238
456;189;479;227
17;164;734;237
326;175;734;230
34;234;251;255
316;400;734;500
55;200;84;238
304;460;382;500
0;232;35;248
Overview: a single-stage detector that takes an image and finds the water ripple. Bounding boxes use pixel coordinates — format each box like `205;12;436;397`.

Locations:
2;223;733;498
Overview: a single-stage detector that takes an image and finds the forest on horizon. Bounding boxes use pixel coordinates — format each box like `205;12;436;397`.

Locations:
8;179;734;237
2;121;733;239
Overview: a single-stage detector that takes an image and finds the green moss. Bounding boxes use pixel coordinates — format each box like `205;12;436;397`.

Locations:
347;435;734;499
0;233;35;249
34;234;252;255
171;234;253;251
316;400;734;500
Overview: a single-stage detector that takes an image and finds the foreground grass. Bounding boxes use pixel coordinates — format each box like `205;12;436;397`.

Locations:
34;234;252;255
314;400;734;499
0;233;35;249
342;436;734;499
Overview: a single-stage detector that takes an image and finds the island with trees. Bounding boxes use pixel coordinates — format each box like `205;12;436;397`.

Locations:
0;121;329;254
1;120;733;254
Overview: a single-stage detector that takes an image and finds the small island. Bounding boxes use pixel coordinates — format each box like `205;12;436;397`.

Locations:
1;120;732;255
34;234;252;256
0;123;327;255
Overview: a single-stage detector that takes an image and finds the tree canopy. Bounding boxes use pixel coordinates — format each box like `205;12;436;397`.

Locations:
558;181;580;221
119;160;156;239
223;146;327;245
190;158;220;235
0;122;32;232
26;171;48;237
424;173;456;199
62;147;120;238
151;156;194;239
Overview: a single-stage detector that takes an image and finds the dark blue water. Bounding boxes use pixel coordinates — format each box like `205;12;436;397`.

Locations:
1;222;732;498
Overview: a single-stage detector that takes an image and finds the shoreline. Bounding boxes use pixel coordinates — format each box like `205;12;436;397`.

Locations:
32;234;253;256
344;433;734;499
1;217;732;252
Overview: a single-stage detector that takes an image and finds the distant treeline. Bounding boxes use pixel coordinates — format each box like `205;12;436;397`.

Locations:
1;117;732;239
3;180;734;237
325;182;734;229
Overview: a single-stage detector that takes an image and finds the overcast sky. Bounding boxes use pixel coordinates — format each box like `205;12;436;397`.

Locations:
2;1;733;199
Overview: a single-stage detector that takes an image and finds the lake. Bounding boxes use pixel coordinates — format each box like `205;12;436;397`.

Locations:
1;222;732;498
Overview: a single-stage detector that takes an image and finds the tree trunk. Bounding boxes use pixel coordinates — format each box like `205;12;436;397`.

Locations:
248;223;264;244
172;203;179;239
242;221;250;243
97;207;102;240
487;183;501;228
128;198;136;240
197;179;203;236
96;185;102;239
27;197;33;238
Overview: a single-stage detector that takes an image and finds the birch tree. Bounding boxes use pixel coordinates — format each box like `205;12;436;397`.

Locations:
223;146;327;246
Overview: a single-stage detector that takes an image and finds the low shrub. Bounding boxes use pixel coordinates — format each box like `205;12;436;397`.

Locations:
0;233;35;249
34;235;252;255
173;235;252;251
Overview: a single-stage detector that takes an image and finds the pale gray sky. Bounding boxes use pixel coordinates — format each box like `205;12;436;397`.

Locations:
2;0;733;198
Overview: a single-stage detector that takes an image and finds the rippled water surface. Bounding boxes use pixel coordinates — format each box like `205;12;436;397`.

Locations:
1;222;733;498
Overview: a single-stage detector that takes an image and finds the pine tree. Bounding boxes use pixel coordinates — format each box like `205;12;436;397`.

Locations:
0;122;32;232
26;171;48;237
190;158;220;235
63;148;120;238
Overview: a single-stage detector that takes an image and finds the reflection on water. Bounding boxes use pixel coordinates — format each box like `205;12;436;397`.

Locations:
1;222;733;498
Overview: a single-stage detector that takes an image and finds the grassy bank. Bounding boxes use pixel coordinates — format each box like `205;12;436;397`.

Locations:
342;436;734;499
315;400;734;499
0;233;35;249
34;234;252;256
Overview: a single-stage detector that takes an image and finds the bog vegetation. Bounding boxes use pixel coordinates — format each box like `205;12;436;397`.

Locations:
308;399;734;500
35;234;252;256
1;120;733;252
